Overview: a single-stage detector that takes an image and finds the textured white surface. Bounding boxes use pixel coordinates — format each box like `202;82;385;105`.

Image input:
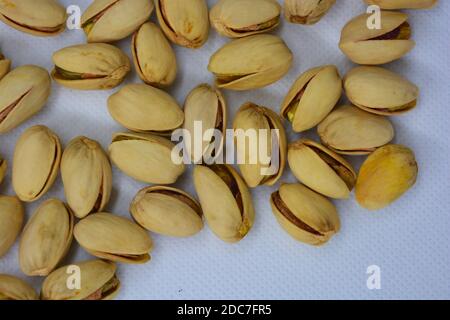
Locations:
0;0;449;300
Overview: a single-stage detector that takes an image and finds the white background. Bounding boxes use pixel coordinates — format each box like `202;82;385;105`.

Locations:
1;0;449;300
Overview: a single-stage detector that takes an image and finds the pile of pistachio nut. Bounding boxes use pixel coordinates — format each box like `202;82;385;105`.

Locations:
0;0;437;300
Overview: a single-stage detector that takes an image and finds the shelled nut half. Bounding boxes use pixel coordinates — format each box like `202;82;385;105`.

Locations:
0;274;38;300
364;0;438;9
339;11;415;65
41;260;120;300
19;199;74;276
270;183;340;245
0;195;24;258
0;52;10;80
193;165;255;243
74;212;153;264
284;0;336;25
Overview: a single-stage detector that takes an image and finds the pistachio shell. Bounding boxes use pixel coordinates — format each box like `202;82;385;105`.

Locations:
0;65;51;133
270;183;340;245
344;66;419;116
51;43;130;90
132;22;177;87
155;0;209;48
193;165;255;243
81;0;154;43
281;65;342;132
317;105;395;155
130;186;204;237
109;132;185;184
208;34;293;90
210;0;281;38
74;212;153;264
284;0;336;25
339;11;415;65
0;274;38;300
12;125;61;202
0;196;23;258
0;155;6;184
364;0;438;9
288;139;356;199
183;84;227;162
108;83;184;134
0;0;66;36
19;199;74;276
41;260;119;300
233;102;287;188
0;52;10;80
356;144;418;210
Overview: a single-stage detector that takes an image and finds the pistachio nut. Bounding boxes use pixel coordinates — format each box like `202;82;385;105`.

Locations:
12;125;61;202
19;199;74;276
288;139;356;199
0;51;10;80
155;0;209;49
317;105;394;155
356;145;418;210
61;136;112;219
41;260;119;300
0;65;51;134
51;43;130;90
0;195;23;258
0;0;66;36
270;183;340;245
208;34;293;90
344;66;419;116
130;186;203;237
0;155;6;184
210;0;281;38
339;11;415;65
281;65;342;132
132;22;177;87
0;274;38;300
284;0;336;25
109;132;185;184
364;0;438;9
233;102;287;188
74;212;153;264
108;83;184;134
183;84;227;162
81;0;154;43
193;164;255;243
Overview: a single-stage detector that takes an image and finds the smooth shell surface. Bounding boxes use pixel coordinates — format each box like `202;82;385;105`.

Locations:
284;0;336;25
0;274;38;300
364;0;438;9
0;196;24;258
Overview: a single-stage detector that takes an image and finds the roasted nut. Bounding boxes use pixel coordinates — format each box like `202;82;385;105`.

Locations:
284;0;336;25
364;0;438;9
12;125;61;202
0;195;23;258
0;274;38;300
356;144;418;210
0;51;10;80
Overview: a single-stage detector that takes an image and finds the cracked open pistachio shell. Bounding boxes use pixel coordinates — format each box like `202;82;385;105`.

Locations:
0;196;23;258
41;260;119;300
155;0;209;49
208;34;293;90
81;0;154;43
51;43;130;90
19;199;74;276
0;274;38;300
0;65;51;133
12;125;61;202
0;155;6;184
339;11;415;65
61;137;112;219
130;186;203;237
233;102;287;188
183;84;227;162
0;52;10;80
364;0;438;9
344;66;419;116
284;0;335;25
132;22;177;87
281;65;342;132
356;144;418;210
210;0;281;38
288;139;356;199
318;105;394;155
0;0;66;36
193;165;255;243
109;132;185;184
74;212;153;264
270;183;340;245
108;83;184;134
